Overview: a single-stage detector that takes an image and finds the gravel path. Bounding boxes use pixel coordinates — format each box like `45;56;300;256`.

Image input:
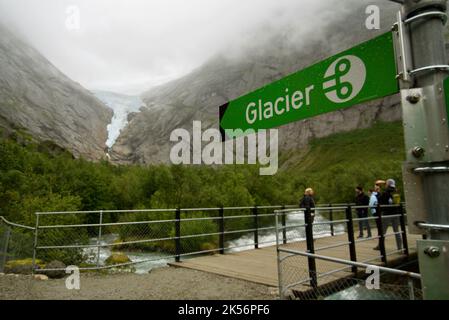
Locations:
0;267;278;300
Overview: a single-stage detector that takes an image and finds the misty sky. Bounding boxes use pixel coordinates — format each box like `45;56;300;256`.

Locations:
0;0;377;95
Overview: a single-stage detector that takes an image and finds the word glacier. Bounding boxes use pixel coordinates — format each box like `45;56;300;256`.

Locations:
246;86;315;124
170;121;278;175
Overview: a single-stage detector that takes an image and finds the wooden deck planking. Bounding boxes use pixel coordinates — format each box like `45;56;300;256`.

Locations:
170;232;421;287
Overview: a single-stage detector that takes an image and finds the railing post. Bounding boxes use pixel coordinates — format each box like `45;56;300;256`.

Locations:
32;213;39;275
376;204;387;264
398;203;409;256
175;208;181;262
0;227;11;273
345;205;357;274
96;210;103;268
329;203;335;236
219;207;225;254
281;205;287;245
304;207;317;289
253;206;259;249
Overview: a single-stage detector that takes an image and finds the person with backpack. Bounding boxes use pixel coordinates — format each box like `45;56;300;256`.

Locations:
355;185;371;238
373;179;402;251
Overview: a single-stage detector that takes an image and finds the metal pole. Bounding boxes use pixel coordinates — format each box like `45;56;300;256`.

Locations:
0;227;11;273
281;205;287;244
218;207;225;254
275;212;285;299
32;213;39;274
400;0;449;299
329;204;335;236
175;209;181;262
376;204;388;264
403;0;449;240
345;205;358;274
253;206;259;249
398;204;409;256
304;208;317;289
96;210;103;268
408;278;416;300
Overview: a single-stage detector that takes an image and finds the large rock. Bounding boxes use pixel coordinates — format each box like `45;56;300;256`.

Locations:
33;274;49;281
105;253;131;265
0;24;112;161
42;260;66;279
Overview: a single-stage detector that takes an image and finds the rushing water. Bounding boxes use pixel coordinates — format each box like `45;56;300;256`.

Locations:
84;211;344;274
226;211;345;252
83;234;174;274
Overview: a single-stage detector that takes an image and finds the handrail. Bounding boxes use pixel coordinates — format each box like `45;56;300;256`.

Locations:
0;216;35;230
27;202;411;274
278;248;421;279
35;204;298;215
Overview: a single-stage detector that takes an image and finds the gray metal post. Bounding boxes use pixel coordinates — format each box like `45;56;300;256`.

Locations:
402;0;449;240
400;0;449;299
275;211;284;299
1;227;11;273
32;213;39;274
96;210;103;268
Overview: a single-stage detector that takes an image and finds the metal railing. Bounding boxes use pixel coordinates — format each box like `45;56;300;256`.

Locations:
1;202;413;278
0;216;35;273
275;203;416;299
32;204;313;272
277;248;421;300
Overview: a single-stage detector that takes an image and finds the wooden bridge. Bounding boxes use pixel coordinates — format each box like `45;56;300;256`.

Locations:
171;231;420;287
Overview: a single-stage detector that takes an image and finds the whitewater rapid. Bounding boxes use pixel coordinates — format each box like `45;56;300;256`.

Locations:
84;211;344;273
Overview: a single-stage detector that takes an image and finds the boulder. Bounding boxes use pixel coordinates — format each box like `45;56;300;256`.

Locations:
42;260;66;279
105;253;131;265
34;274;49;281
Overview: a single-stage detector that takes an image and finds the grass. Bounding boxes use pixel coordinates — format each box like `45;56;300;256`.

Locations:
279;121;406;204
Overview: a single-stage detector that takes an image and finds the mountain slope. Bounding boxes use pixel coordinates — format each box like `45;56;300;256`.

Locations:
0;24;112;160
110;1;402;164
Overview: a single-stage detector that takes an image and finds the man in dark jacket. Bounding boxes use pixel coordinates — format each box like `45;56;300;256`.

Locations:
355;186;371;238
300;188;316;223
374;179;402;251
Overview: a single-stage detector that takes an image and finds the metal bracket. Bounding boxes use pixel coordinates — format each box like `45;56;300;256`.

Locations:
401;85;449;164
409;65;449;77
402;83;449;235
417;239;449;299
404;11;448;25
414;166;449;173
416;222;449;231
393;10;449;84
393;11;413;87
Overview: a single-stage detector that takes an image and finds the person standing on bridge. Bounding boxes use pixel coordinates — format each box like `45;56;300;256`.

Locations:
373;179;402;251
369;184;381;216
355;186;371;238
300;188;316;223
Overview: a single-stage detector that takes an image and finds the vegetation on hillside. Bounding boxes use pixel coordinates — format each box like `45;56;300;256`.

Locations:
0;121;405;262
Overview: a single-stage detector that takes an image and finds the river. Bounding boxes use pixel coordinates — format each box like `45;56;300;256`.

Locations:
84;211;344;274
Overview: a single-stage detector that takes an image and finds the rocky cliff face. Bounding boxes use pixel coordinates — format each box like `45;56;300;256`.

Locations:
110;1;402;165
0;24;112;161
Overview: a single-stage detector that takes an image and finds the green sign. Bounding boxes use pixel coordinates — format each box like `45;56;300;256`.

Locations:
219;32;399;138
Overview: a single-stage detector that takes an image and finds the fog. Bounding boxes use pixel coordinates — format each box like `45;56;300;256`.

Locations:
0;0;379;95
